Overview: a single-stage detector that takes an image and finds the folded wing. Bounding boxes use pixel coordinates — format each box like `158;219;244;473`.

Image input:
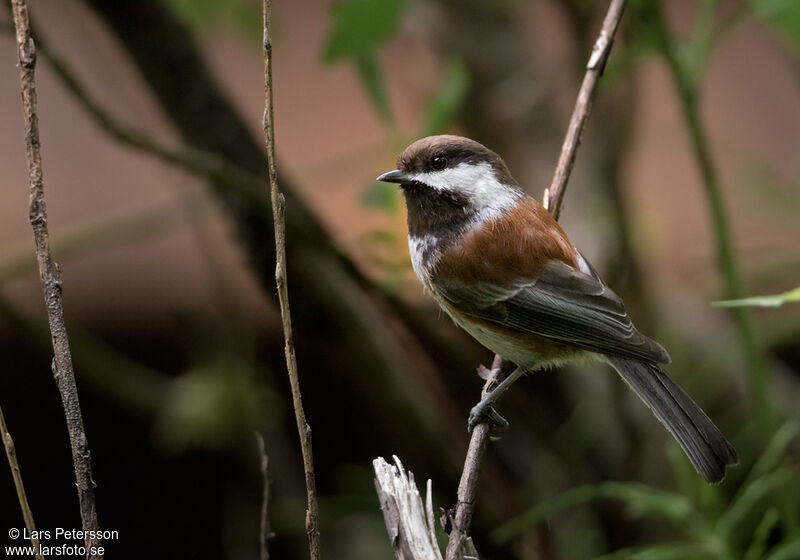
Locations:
436;258;670;364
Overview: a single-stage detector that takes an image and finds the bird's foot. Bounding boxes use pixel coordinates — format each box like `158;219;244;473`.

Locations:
467;400;509;433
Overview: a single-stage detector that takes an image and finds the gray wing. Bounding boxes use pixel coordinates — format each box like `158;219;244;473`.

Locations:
436;258;670;364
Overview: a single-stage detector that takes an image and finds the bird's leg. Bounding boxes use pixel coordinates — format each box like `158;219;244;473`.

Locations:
468;366;527;432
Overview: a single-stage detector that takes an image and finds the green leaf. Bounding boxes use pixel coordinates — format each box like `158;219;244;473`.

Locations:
595;542;717;560
491;482;700;544
712;286;800;308
323;0;408;62
764;537;800;560
362;181;398;212
748;421;799;482
749;0;800;57
355;53;392;122
421;59;470;136
359;228;398;246
684;0;718;82
716;469;794;540
322;0;408;122
745;508;781;560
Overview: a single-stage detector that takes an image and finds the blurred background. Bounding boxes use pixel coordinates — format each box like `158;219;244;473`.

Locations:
1;0;799;558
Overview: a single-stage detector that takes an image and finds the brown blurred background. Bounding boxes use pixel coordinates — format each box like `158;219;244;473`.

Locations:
1;0;799;558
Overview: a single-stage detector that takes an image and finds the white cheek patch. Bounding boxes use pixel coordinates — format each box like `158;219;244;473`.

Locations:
409;162;522;223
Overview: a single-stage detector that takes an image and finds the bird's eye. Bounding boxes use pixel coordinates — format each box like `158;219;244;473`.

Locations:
431;156;447;170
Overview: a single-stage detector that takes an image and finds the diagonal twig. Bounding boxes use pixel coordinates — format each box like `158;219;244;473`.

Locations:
444;356;502;560
256;432;274;560
445;2;628;558
262;1;321;558
0;406;44;560
544;0;628;220
10;1;102;557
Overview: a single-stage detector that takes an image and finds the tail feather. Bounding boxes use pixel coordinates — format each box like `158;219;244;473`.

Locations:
606;356;738;483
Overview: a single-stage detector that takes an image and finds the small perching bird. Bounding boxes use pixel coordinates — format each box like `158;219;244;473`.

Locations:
378;135;738;483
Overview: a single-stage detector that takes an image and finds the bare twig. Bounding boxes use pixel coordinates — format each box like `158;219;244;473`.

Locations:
10;1;102;557
446;2;628;557
444;423;490;560
262;1;321;559
444;355;503;560
374;456;444;560
256;433;274;560
544;0;628;220
0;406;44;560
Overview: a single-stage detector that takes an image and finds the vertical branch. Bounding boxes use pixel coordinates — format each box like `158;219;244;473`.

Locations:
10;2;102;557
256;433;273;560
446;2;628;557
445;355;502;560
545;0;628;220
262;1;322;559
0;407;44;560
647;3;772;432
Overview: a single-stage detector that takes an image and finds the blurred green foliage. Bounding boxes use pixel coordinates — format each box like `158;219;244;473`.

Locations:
421;59;470;137
361;181;398;212
749;0;800;57
494;422;800;559
323;0;408;63
714;287;800;308
360;58;471;213
323;0;408;123
155;357;272;450
163;0;260;37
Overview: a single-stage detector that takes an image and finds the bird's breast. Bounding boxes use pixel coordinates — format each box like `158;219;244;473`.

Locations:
437;300;588;369
407;233;443;293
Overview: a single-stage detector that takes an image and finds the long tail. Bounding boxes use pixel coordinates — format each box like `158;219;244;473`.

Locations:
606;355;738;483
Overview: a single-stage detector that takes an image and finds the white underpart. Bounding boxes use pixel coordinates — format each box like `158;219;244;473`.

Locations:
407;162;523;293
409;161;522;225
407;233;439;291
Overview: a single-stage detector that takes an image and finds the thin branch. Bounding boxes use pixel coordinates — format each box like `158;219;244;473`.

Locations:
10;1;102;557
256;433;274;560
446;2;628;557
544;0;628;220
262;1;321;559
444;356;502;560
0;406;44;560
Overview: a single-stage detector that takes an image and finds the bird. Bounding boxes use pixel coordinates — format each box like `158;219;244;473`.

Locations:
377;134;738;483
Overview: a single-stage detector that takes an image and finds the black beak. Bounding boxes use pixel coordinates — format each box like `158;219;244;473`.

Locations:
376;169;410;184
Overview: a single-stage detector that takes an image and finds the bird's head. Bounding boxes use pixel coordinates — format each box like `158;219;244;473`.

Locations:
377;135;523;238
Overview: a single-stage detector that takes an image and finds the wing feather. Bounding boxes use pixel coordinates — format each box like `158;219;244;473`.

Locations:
435;259;670;364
